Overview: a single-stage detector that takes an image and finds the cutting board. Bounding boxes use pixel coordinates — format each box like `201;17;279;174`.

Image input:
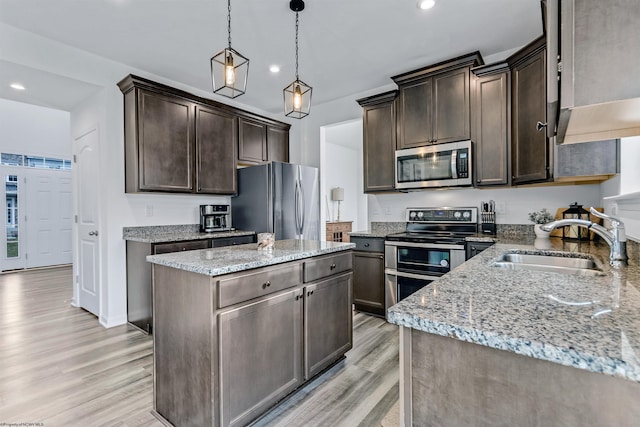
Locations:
549;207;603;239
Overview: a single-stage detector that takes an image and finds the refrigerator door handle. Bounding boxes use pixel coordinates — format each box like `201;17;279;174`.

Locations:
298;178;305;235
294;179;301;236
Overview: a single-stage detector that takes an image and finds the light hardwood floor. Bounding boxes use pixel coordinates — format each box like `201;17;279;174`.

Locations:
0;266;398;427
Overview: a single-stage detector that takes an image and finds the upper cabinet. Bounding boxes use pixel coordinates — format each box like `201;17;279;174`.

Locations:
471;63;511;187
195;105;237;194
553;0;640;143
118;75;290;194
357;91;397;193
392;52;483;149
238;118;290;165
508;37;551;185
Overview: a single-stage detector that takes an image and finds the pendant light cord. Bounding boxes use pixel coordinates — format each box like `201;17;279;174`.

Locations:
227;0;232;49
295;11;299;80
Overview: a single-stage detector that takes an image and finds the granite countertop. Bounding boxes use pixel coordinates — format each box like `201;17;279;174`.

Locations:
123;224;255;243
147;239;355;276
348;230;390;238
387;237;640;383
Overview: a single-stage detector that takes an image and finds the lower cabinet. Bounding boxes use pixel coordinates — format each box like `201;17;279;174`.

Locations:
465;241;495;259
218;289;304;427
304;272;353;378
351;236;385;317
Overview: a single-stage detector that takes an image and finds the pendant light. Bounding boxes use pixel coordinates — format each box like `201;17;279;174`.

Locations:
211;0;249;98
283;0;312;119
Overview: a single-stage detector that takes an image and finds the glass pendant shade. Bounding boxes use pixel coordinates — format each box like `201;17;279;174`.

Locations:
283;79;312;119
211;47;249;98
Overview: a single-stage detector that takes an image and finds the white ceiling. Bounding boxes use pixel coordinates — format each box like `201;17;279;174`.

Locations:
0;0;543;114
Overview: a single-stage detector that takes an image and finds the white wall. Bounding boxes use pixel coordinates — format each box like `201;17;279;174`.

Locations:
620;136;640;195
369;184;602;224
321;120;367;234
0;98;70;158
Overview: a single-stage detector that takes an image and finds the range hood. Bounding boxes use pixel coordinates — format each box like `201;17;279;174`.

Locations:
558;98;640;144
546;0;640;144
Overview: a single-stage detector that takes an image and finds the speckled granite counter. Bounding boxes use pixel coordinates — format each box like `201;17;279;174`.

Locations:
388;237;640;382
123;224;255;243
147;239;355;276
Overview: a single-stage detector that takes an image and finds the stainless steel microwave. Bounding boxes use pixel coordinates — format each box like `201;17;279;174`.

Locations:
395;140;472;189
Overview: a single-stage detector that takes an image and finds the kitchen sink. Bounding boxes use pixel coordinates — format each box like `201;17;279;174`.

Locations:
492;253;605;276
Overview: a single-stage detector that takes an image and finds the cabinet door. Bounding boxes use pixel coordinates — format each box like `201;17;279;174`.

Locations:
512;47;549;184
137;89;194;192
363;100;396;192
238;117;267;164
397;79;433;149
352;251;385;316
266;126;290;163
433;67;470;144
304;272;353;379
153;239;210;255
195;105;237;194
473;71;510;186
219;289;303;427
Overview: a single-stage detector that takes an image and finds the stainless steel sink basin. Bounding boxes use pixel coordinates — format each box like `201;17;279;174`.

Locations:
492;253;605;276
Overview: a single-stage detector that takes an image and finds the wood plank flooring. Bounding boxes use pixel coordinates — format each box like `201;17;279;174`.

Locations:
0;266;399;427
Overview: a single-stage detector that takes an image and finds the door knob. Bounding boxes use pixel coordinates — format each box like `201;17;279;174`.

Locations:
88;231;99;236
536;121;547;131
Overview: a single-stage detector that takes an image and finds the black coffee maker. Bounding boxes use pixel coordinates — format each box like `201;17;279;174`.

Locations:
200;205;230;232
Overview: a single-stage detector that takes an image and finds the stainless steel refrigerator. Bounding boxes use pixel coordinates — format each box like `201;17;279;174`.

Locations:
232;162;320;240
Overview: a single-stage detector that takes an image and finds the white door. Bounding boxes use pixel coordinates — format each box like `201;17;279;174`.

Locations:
74;128;101;316
1;168;26;271
25;169;73;269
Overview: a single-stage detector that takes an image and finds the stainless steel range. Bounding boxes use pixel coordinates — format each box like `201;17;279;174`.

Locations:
384;207;478;314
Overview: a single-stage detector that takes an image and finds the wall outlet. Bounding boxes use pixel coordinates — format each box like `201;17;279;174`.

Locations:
496;202;506;214
145;205;154;217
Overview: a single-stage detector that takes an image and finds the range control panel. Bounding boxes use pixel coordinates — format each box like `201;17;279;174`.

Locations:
406;207;478;224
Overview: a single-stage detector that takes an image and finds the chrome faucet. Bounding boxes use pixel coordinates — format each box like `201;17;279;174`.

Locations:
540;207;628;266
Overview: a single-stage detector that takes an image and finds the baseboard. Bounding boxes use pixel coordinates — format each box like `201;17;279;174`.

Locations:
99;314;128;328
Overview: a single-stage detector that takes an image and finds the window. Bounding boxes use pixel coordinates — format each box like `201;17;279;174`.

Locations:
1;153;71;170
5;174;19;258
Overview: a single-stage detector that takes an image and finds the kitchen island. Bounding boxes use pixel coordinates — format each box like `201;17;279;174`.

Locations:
388;238;640;426
147;239;354;427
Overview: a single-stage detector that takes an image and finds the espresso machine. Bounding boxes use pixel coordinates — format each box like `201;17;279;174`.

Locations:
200;205;231;232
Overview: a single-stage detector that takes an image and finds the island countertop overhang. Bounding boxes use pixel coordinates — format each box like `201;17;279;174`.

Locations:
146;239;355;276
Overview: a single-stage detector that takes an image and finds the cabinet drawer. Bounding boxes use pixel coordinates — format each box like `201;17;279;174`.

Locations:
303;252;352;283
153;239;210;254
350;237;384;253
217;263;302;308
211;234;257;248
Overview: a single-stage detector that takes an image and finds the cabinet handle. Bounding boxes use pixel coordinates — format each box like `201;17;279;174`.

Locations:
182;247;187;251
295;294;301;301
536;121;547;131
330;263;337;270
477;179;481;183
307;290;314;297
364;243;370;247
262;281;271;289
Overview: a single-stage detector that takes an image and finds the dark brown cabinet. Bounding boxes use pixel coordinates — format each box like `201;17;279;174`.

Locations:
357;91;397;192
393;53;482;149
127;89;194;193
471;63;511;186
303;271;353;379
218;289;303;427
238;118;290;165
195;105;237;194
352;236;385;317
118;75;290;194
508;37;551;184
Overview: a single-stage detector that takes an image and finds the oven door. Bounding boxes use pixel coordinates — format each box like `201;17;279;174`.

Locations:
385;270;438;313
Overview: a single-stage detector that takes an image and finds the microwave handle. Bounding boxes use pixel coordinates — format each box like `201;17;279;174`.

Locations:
451;149;458;179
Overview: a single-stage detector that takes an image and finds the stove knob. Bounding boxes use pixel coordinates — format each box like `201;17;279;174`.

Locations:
417;212;424;218
454;211;461;218
409;211;416;219
463;211;470;218
440;259;449;267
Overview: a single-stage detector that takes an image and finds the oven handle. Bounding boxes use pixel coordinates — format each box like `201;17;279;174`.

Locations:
385;268;442;281
385;241;466;250
451;149;458;179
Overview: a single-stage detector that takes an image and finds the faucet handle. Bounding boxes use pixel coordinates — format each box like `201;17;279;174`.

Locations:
589;207;623;226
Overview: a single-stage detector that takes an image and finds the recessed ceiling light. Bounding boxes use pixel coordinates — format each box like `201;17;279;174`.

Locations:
10;83;26;91
269;65;281;73
417;0;436;10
